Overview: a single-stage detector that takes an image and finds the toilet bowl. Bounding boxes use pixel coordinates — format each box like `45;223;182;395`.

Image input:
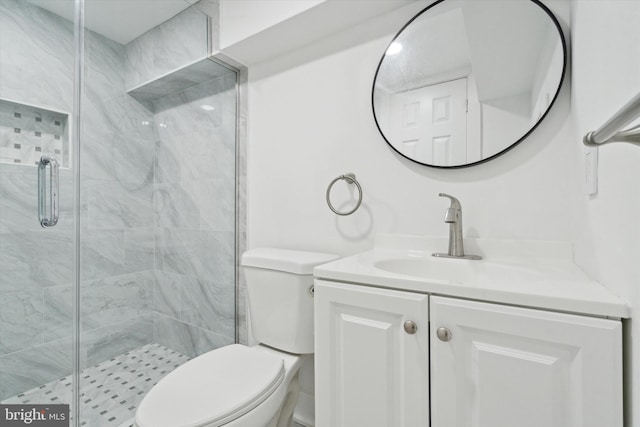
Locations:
135;248;339;427
136;344;304;427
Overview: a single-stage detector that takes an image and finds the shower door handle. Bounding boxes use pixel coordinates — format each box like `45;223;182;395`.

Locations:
38;154;59;228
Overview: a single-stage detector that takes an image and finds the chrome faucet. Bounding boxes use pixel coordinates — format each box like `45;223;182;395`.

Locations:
432;193;482;260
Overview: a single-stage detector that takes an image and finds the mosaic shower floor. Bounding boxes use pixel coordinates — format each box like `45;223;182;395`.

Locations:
1;343;189;427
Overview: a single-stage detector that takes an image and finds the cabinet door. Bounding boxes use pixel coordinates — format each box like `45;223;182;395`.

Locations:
315;280;430;427
430;296;622;427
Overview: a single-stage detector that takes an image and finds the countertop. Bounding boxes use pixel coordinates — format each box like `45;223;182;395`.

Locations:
313;235;629;319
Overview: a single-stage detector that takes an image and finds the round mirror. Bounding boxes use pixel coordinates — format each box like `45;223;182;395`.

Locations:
372;0;566;168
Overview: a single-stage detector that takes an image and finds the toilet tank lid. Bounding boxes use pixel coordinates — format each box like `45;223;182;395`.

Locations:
242;248;340;274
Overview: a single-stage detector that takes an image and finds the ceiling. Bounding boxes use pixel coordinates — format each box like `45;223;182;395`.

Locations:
25;0;193;45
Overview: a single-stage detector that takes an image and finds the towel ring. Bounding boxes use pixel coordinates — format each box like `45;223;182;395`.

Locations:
326;173;362;216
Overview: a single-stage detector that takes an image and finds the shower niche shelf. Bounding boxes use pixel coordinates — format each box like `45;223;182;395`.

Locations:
0;98;70;168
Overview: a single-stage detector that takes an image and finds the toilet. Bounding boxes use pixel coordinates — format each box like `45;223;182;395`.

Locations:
135;248;339;427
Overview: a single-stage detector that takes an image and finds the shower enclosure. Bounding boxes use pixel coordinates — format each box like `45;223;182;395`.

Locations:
0;0;243;425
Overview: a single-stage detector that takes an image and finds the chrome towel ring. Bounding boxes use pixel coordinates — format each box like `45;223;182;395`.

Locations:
326;173;362;216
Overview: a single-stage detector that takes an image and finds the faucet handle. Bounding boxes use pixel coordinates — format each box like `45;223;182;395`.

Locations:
439;193;461;209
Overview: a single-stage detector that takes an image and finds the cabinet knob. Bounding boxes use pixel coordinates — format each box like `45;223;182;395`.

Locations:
404;320;418;334
436;327;452;342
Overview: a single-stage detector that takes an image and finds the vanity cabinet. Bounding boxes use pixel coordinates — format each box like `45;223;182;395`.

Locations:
315;280;623;427
430;296;623;427
314;280;430;427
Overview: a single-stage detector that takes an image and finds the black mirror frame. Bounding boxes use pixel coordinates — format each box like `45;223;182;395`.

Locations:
371;0;568;169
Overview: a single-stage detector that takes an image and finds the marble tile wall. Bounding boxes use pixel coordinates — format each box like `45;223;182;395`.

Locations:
124;6;210;91
0;0;155;400
80;4;157;378
151;73;237;357
0;1;74;113
0;0;241;401
0;0;75;400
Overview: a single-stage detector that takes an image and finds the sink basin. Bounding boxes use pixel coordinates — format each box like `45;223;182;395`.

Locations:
373;255;546;284
374;256;477;282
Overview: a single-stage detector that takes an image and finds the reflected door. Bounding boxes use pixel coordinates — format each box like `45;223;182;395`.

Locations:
389;78;468;165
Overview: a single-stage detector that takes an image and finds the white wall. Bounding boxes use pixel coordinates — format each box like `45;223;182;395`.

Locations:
247;0;573;256
219;0;324;48
570;1;640;426
244;0;640;424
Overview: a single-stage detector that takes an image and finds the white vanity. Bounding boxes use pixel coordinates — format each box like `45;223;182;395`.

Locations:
313;235;628;427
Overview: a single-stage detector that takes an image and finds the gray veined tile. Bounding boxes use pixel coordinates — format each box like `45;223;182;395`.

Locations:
42;284;74;342
153;271;182;319
181;131;235;182
80;272;153;332
84;31;126;101
124;34;154;90
157;89;224;134
153;182;201;229
152;313;198;359
80;229;126;282
79;128;115;182
0;0;75;113
151;7;208;79
151;78;236;182
112;133;155;191
0;164;40;233
112;143;155;192
0;229;74;293
181;276;235;338
186;178;235;232
0;289;45;355
85;179;153;230
0;336;73;400
124;228;155;273
124;5;207;90
44;272;154;343
153;100;208;141
197;328;234;355
120;96;156;139
153;137;181;184
157;228;235;284
82;314;153;368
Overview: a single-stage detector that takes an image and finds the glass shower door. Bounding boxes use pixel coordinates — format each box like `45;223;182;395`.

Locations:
76;1;238;425
1;1;239;425
0;0;77;423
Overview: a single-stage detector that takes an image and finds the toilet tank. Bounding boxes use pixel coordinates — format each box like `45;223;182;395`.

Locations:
241;248;340;354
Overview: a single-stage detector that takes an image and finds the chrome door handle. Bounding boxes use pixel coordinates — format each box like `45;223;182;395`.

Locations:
38;154;59;228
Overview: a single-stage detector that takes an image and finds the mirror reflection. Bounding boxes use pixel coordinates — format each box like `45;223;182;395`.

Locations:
372;0;566;168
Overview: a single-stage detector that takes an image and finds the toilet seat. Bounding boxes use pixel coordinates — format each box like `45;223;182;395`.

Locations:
136;345;285;427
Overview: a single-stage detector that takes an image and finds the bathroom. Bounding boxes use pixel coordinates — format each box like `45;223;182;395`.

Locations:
0;0;638;426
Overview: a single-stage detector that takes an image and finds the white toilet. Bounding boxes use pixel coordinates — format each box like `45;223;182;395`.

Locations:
135;248;339;427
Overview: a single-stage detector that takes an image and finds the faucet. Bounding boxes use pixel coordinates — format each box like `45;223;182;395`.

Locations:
432;193;482;260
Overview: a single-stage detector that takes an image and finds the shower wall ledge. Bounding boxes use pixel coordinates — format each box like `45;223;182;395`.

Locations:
126;57;235;102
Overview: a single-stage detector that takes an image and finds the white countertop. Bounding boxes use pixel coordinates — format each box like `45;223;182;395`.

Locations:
314;235;629;319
